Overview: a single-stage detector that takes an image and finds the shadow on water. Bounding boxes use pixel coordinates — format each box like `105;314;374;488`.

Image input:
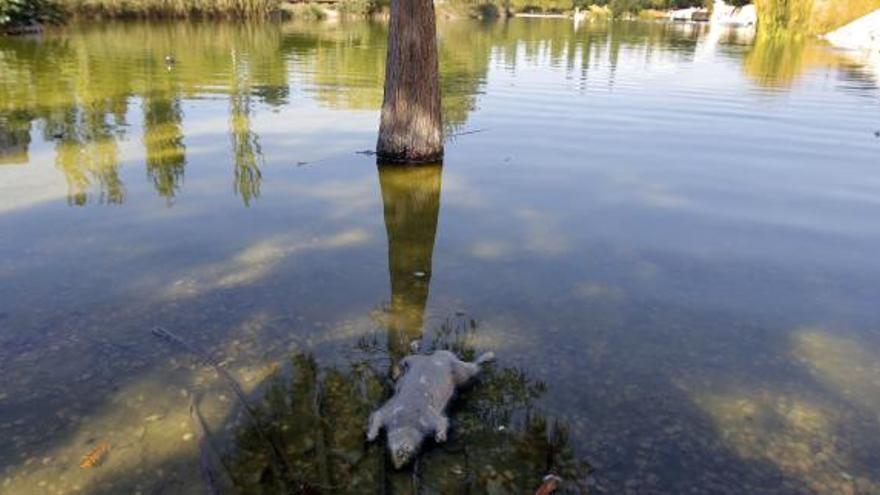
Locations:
176;163;592;494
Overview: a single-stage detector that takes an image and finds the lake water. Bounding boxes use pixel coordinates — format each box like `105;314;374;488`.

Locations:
1;18;880;495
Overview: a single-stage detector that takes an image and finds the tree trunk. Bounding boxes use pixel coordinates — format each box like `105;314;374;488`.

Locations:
376;0;443;163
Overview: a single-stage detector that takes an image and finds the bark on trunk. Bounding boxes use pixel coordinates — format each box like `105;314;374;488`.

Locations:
376;0;443;163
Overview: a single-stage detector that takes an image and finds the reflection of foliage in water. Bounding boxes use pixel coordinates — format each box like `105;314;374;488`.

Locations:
230;353;386;493
144;96;186;200
226;317;591;494
743;32;807;88
417;317;591;494
0;22;284;204
230;77;264;207
742;29;849;88
2;19;723;205
51;104;127;205
280;20;492;136
0;110;31;165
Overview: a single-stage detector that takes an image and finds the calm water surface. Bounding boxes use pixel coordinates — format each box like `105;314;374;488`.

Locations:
1;18;880;494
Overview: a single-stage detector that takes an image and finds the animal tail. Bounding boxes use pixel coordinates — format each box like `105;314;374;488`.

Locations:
475;351;495;365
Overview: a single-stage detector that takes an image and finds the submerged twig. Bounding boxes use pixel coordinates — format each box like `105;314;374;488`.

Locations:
190;399;226;495
150;327;305;493
448;127;488;139
295;155;337;167
313;378;331;489
152;327;255;419
412;456;422;495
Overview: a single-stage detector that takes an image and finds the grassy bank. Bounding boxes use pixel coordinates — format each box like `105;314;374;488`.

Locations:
4;0;282;28
2;0;716;27
10;0;880;32
754;0;880;34
63;0;283;18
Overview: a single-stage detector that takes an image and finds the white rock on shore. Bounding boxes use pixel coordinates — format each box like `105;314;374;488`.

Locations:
825;9;880;52
710;0;756;28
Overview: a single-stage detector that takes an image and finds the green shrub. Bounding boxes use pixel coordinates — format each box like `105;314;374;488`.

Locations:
754;0;812;32
1;0;60;28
